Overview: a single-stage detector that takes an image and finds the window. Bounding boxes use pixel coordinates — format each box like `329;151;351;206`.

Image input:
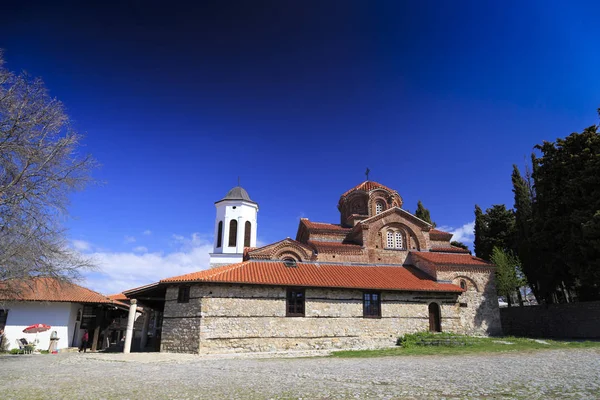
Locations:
394;232;403;249
0;309;8;330
216;221;223;248
460;280;467;290
386;231;394;248
177;286;190;303
384;228;406;249
376;201;384;215
244;221;251;247
286;288;305;317
228;220;237;247
363;292;381;318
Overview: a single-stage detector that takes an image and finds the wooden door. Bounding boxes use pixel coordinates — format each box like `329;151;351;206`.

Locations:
428;303;441;332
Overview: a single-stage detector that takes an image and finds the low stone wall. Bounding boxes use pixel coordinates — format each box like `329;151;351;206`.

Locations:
500;301;600;339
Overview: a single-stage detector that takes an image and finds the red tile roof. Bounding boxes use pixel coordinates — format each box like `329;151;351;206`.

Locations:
341;180;397;197
0;277;126;305
429;246;471;254
160;260;462;293
300;219;352;233
429;228;454;240
307;241;363;254
411;252;492;266
108;293;129;301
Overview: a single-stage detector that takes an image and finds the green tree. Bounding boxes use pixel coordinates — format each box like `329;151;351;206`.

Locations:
415;200;435;227
450;241;468;250
490;247;524;307
531;121;600;301
474;205;485;258
473;204;515;261
511;164;539;302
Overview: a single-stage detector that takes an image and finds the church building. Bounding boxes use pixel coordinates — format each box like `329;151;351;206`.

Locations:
125;180;501;354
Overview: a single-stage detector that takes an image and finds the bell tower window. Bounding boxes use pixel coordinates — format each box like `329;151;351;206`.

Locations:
216;221;223;248
244;221;251;247
228;220;238;247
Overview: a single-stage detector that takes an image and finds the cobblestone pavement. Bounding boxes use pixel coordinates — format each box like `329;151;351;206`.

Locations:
2;349;599;399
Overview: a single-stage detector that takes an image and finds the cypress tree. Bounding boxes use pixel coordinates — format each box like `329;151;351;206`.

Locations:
415;200;435;227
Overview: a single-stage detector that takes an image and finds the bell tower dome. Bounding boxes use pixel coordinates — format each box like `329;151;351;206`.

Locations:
209;186;259;269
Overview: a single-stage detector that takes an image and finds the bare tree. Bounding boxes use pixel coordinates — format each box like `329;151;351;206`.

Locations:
0;51;96;297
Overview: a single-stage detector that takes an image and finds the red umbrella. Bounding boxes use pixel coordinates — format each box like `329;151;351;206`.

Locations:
23;324;51;334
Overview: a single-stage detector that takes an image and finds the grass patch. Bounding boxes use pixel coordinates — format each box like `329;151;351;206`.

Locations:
331;333;600;358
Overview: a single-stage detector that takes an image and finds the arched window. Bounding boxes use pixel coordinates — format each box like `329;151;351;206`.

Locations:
394;232;403;249
376;201;384;215
216;221;223;248
386;231;394;248
244;221;251;247
228;220;237;247
460;280;467;290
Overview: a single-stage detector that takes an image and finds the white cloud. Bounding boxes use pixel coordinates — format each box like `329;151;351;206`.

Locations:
132;246;148;253
438;221;475;245
124;235;136;244
143;230;152;236
72;239;92;252
82;233;213;295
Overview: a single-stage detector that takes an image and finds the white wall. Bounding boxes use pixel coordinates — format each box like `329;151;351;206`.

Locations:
3;302;81;351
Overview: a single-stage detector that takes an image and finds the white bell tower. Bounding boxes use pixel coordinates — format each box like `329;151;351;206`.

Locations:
209;186;259;269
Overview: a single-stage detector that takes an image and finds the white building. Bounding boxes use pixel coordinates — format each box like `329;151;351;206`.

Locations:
209;185;259;268
0;278;128;352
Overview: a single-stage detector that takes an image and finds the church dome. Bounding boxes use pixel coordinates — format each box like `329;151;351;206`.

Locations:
337;180;403;226
216;186;257;204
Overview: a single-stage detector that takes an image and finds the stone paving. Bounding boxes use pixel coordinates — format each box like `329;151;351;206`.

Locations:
2;348;599;399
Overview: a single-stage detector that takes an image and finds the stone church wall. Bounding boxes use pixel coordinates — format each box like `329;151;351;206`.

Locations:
160;286;202;353
437;267;502;336
159;283;491;354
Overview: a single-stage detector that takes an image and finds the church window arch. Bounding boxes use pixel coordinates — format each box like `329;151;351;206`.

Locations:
228;220;237;247
382;226;407;250
244;221;251;247
376;201;384;215
460;280;467;290
386;231;394;248
216;221;223;248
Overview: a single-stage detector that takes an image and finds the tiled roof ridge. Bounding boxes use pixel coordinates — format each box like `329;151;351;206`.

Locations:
410;251;493;266
429;246;471;254
340;180;398;198
34;277;112;301
0;277;125;305
160;260;463;293
300;219;352;232
160;261;247;283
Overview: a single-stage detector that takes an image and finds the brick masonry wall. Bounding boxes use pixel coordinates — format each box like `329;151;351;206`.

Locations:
500;301;600;338
158;283;500;354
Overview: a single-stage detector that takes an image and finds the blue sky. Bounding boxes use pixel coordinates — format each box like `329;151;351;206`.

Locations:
1;1;599;294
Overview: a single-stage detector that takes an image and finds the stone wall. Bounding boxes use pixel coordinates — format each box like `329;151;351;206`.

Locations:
160;286;203;353
437;267;502;336
159;283;500;354
500;301;600;338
